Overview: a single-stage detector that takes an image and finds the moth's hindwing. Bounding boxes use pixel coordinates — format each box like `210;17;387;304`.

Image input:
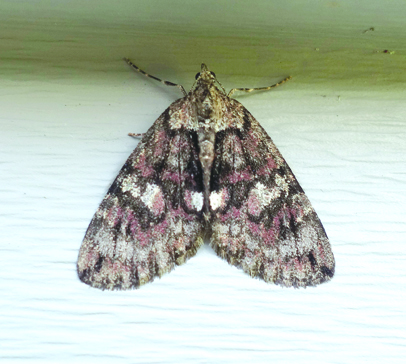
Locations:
209;105;335;287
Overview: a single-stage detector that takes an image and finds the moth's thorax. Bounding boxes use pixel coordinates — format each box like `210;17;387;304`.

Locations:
190;73;224;123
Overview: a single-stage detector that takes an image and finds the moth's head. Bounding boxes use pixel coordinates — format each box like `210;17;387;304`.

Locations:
194;64;217;84
192;64;227;95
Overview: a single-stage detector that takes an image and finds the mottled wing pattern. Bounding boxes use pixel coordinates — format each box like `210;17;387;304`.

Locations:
77;100;205;290
210;100;335;287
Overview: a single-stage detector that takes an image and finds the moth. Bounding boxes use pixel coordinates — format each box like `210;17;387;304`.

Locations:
77;59;335;290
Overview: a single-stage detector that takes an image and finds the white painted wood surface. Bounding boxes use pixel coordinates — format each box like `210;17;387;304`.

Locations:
1;1;405;362
2;76;405;363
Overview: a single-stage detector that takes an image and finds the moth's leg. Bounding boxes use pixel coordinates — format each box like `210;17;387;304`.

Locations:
228;76;292;97
123;58;187;96
128;133;145;138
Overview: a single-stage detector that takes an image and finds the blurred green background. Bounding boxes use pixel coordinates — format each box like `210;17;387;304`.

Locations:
1;0;405;92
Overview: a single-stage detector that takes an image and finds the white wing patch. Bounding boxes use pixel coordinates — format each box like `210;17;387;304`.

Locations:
141;183;165;216
191;191;204;211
